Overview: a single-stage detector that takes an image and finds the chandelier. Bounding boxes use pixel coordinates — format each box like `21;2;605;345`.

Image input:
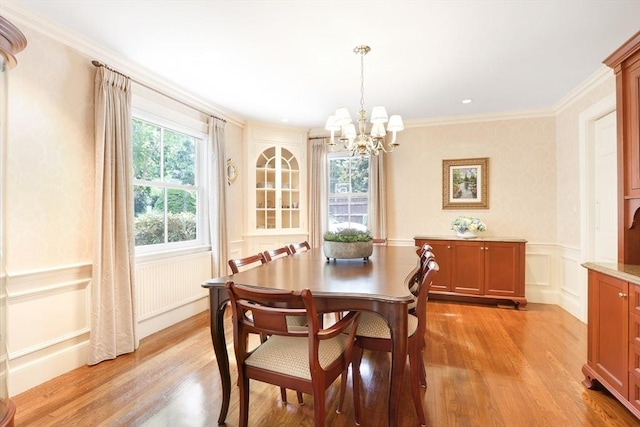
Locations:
324;45;404;156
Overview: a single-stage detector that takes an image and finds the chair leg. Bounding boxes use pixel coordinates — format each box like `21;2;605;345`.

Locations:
419;335;427;388
336;366;348;414
238;372;250;427
312;381;326;427
297;391;304;405
280;387;287;403
352;346;363;426
408;345;426;426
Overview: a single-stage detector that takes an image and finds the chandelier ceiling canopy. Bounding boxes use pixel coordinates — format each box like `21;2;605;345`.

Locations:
325;45;403;156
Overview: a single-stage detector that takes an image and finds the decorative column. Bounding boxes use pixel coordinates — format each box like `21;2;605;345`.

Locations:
0;15;27;427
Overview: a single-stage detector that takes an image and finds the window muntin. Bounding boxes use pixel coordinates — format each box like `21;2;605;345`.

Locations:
132;117;204;251
328;155;370;232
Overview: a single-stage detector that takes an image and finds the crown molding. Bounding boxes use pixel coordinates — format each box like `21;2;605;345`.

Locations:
552;65;613;114
403;109;554;128
1;1;245;127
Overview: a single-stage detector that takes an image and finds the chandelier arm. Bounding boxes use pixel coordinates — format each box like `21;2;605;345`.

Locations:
325;45;402;157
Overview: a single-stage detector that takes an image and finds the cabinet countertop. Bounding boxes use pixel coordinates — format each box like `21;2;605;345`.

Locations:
582;262;640;285
414;235;527;243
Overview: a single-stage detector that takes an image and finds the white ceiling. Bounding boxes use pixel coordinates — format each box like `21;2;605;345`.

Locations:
6;0;640;128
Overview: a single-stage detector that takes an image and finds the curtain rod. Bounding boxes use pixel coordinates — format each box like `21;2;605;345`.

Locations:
92;60;227;123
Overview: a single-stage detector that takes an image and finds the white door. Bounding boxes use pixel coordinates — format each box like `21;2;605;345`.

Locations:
594;111;617;263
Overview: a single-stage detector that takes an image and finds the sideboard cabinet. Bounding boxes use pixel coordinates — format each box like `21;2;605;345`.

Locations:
582;263;640;419
414;236;527;308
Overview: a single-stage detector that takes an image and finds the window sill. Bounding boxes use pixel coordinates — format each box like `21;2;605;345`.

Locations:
135;245;211;264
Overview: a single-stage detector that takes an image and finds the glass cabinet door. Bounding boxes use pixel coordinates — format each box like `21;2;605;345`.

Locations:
279;148;299;229
254;146;300;230
255;147;277;229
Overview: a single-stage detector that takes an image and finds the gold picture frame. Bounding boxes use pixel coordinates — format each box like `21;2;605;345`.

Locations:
442;157;489;209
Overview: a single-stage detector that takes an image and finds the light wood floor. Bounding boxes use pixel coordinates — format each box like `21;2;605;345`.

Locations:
12;301;639;426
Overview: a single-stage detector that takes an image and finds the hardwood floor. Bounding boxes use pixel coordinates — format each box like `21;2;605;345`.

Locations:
12;301;639;426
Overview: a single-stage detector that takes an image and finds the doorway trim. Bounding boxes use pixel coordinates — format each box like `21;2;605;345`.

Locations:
578;93;615;319
579;93;616;262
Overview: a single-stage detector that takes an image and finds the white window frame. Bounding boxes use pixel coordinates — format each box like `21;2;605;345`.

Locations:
132;109;208;255
327;152;371;232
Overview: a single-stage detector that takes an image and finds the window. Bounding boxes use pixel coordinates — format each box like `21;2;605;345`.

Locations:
328;155;370;232
132;116;205;252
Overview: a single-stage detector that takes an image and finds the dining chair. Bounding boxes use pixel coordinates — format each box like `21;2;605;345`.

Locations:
225;281;362;427
263;246;292;262
228;252;303;403
289;240;311;254
228;253;267;274
340;254;439;427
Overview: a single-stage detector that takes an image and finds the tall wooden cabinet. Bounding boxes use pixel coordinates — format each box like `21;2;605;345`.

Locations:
583;31;640;420
414;236;527;308
604;30;640;265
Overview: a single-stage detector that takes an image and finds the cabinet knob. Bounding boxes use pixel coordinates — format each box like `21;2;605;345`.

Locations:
447;245;451;249
619;292;628;298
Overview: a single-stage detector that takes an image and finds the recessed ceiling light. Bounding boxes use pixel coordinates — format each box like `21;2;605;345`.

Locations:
281;118;289;123
462;99;472;104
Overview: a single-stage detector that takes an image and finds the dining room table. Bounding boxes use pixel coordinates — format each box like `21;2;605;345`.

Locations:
201;245;420;426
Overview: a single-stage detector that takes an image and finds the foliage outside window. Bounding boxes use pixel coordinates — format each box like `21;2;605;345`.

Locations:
328;155;370;232
132;117;203;250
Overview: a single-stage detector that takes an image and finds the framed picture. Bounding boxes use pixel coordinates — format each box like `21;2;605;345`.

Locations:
442;157;489;209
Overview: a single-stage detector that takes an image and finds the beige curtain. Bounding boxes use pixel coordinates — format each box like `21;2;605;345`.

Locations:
309;138;328;248
368;153;387;240
90;67;137;365
208;117;228;275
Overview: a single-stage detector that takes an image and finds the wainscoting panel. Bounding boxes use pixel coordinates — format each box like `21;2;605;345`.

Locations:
524;244;559;305
135;251;212;339
559;246;586;322
7;263;92;396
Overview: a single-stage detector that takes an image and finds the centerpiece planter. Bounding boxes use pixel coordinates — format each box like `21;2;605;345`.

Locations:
323;228;373;262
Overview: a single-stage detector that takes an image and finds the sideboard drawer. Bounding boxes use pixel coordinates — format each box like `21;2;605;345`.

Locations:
631;284;640;316
630;373;640;412
631;343;640;379
631;312;640;348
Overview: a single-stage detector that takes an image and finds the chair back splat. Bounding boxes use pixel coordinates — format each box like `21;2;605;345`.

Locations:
225;282;361;426
263;246;292;262
289;241;311;254
228;253;267;274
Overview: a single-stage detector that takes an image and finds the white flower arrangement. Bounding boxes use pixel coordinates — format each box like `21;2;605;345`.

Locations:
451;216;487;233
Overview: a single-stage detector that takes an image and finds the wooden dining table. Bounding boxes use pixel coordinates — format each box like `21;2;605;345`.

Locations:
201;245;420;426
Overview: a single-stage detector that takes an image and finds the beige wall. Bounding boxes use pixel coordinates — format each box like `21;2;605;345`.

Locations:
225;122;244;246
555;76;615;248
386;117;557;244
8;26;95;272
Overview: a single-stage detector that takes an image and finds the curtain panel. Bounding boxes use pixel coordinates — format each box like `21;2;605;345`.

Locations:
90;67;138;365
369;152;387;240
309;138;328;248
208;117;228;276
